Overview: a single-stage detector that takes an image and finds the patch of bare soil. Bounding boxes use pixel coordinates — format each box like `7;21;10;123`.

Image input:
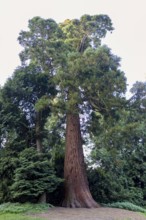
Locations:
34;207;146;220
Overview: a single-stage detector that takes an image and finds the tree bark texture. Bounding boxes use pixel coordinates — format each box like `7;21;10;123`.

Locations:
62;113;99;208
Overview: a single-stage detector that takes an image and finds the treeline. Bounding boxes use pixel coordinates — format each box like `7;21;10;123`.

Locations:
0;65;65;204
88;81;146;205
0;15;146;206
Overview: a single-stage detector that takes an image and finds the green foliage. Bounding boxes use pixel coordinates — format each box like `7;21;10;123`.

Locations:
10;148;63;203
47;143;65;205
88;167;144;205
0;63;57;151
1;13;146;206
0;150;18;203
35;96;50;112
88;112;146;205
106;202;146;213
18;14;117;116
88;80;146;206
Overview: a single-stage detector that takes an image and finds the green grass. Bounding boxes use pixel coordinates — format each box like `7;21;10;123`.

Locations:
0;202;52;214
0;202;53;220
0;213;44;220
142;212;146;217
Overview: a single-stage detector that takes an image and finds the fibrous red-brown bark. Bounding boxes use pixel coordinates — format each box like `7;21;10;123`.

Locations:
62;113;100;208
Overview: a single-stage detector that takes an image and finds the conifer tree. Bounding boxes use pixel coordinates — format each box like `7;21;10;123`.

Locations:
18;15;126;207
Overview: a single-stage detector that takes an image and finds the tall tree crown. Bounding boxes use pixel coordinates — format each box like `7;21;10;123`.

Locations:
17;14;126;115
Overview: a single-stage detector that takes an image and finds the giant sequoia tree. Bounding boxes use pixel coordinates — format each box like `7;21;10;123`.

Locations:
18;15;126;207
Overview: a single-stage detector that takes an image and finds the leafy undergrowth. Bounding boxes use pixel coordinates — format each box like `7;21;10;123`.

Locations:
106;201;146;213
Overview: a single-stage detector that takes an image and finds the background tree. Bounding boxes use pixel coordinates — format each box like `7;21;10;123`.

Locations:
87;81;146;205
129;81;146;201
0;63;60;203
1;64;56;151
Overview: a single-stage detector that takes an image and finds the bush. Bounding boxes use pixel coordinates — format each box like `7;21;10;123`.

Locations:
47;147;65;206
106;201;146;213
88;167;144;205
0;150;18;203
10;148;63;203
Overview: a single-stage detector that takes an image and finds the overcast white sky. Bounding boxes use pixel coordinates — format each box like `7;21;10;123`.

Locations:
0;0;146;91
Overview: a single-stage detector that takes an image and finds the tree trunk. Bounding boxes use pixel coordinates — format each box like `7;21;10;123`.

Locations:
38;192;47;203
35;111;47;203
62;113;100;208
36;111;43;153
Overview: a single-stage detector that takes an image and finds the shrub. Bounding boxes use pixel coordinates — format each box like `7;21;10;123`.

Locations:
10;148;63;203
88;167;144;205
106;201;146;213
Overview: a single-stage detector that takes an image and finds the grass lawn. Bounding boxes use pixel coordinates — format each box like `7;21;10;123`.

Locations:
0;213;44;220
0;202;146;220
0;203;52;220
